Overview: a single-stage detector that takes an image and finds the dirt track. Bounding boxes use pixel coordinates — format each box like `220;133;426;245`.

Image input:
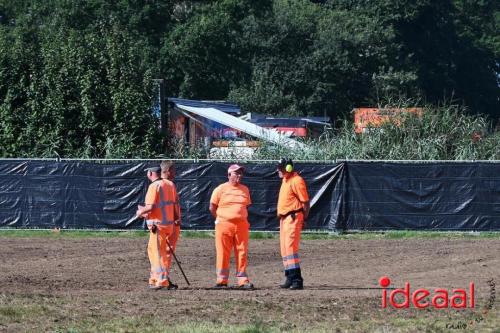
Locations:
0;235;499;332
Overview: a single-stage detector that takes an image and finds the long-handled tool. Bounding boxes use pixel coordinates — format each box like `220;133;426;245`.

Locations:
125;215;140;227
166;236;190;286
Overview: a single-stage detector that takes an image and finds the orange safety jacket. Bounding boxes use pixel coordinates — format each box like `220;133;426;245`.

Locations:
277;172;309;216
145;179;177;227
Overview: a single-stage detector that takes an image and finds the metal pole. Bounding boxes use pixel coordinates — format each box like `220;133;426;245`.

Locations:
166;237;190;286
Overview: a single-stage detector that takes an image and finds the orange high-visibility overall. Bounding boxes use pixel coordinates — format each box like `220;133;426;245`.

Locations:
167;225;180;267
211;182;251;285
145;179;177;288
166;182;181;273
277;172;309;272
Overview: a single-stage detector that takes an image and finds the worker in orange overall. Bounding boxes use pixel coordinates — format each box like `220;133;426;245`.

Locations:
160;160;181;289
209;164;254;289
136;166;179;290
276;158;310;290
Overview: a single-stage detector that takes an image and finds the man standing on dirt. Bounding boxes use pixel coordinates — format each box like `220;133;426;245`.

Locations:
160;160;181;289
276;158;310;290
136;166;179;290
209;164;254;289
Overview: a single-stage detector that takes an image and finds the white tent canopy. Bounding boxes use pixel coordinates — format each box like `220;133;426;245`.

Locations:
174;103;306;150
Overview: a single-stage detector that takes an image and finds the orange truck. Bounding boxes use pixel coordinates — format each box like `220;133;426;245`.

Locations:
353;107;423;133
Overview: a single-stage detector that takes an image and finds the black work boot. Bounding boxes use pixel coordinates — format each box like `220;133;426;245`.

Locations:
167;278;178;290
280;270;292;288
213;282;228;289
289;268;304;290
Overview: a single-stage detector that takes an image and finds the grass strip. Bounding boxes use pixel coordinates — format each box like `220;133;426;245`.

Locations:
0;229;498;240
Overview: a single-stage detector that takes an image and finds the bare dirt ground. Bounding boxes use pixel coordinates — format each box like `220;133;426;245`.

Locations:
0;235;499;332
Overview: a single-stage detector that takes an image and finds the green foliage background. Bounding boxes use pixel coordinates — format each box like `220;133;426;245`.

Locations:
0;0;498;158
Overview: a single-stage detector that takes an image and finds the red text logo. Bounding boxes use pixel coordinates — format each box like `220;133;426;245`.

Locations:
379;276;475;309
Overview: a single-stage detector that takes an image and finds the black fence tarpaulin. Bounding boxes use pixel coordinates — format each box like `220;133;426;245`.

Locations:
0;160;345;230
0;160;498;231
176;162;344;230
345;162;500;230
